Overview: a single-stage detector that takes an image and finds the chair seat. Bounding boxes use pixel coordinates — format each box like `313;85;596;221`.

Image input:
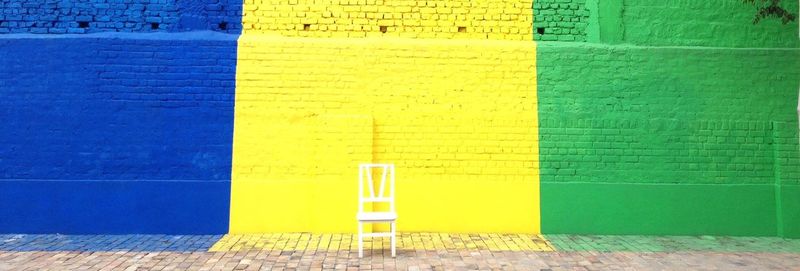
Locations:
357;211;397;222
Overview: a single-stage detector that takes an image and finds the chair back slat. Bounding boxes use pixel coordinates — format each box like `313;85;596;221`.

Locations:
366;166;375;198
378;165;387;199
358;163;395;212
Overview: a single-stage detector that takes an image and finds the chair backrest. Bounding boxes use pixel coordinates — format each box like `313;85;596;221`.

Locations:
358;163;395;213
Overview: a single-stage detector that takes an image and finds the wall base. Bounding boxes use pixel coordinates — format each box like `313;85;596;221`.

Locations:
541;182;790;237
0;180;230;234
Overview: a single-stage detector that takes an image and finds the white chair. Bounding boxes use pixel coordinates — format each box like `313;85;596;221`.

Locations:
357;163;397;258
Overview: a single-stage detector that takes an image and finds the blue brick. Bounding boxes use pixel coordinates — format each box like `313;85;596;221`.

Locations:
0;0;242;34
48;27;67;33
145;16;161;23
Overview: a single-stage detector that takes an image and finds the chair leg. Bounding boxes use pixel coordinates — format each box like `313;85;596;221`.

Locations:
391;222;396;257
358;222;363;258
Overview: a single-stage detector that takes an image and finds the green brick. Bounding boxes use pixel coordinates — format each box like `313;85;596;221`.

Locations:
533;0;589;41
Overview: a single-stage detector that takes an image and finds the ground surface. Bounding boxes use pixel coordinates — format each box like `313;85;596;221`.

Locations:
1;234;799;270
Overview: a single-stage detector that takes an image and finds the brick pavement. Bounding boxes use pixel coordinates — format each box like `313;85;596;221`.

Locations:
209;233;554;252
1;250;799;270
546;234;800;253
1;234;800;270
0;234;222;252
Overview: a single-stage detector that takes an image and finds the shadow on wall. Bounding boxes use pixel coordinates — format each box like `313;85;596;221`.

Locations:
0;0;242;34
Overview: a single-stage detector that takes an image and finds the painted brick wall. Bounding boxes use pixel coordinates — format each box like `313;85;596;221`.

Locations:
537;44;799;185
537;43;800;236
621;0;799;47
532;0;800;237
241;0;533;40
532;0;589;42
0;0;242;34
0;33;237;233
229;36;539;233
775;122;800;186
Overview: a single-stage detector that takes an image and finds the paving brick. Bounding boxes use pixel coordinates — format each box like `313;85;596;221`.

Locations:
0;234;223;252
1;249;800;270
209;233;555;253
546;235;800;253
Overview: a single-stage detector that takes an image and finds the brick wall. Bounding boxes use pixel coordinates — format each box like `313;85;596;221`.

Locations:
774;121;800;186
229;36;539;233
241;0;533;40
0;33;237;233
539;118;781;184
0;34;237;180
234;37;536;181
0;0;242;34
1;0;798;237
537;43;800;236
533;0;589;42
621;0;799;47
537;44;800;185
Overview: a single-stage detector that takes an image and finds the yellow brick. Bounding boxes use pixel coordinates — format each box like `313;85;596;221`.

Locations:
243;0;532;40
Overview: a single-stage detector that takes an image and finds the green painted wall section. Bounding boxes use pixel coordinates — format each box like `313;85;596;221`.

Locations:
592;0;623;43
621;0;799;48
536;0;798;46
542;182;777;236
536;42;800;237
774;121;800;185
781;185;800;238
774;121;800;237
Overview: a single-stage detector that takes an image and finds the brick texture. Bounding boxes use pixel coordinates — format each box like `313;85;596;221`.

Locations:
229;36;539;233
774;121;800;185
234;38;538;180
3;250;800;270
0;34;237;234
241;0;533;40
209;233;554;252
0;0;242;34
533;0;588;42
537;43;800;185
0;35;237;180
622;0;799;47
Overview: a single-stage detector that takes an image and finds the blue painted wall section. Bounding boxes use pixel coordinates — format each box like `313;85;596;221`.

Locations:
0;32;237;234
0;0;242;34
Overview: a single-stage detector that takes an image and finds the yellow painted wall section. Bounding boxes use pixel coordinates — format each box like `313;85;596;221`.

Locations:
230;36;539;233
231;114;373;232
241;0;533;40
